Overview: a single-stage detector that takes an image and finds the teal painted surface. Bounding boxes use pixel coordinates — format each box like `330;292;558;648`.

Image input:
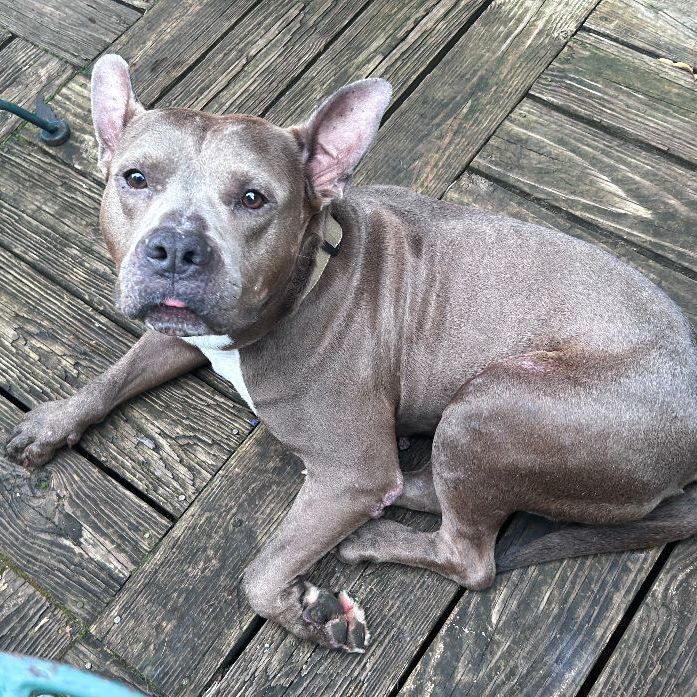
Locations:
0;653;146;697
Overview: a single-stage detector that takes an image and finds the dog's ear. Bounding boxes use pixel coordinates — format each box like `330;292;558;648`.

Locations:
293;78;392;206
91;54;145;178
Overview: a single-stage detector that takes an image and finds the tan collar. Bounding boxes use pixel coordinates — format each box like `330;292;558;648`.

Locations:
296;213;343;305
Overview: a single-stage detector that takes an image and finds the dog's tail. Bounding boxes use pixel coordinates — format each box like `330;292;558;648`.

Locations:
495;483;697;573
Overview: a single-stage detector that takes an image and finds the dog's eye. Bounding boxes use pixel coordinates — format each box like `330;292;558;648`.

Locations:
242;190;266;210
124;169;148;189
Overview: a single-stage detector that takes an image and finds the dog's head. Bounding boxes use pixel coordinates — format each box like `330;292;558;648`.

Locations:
91;55;391;344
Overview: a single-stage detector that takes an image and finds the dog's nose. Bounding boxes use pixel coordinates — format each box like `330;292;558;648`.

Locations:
143;229;212;275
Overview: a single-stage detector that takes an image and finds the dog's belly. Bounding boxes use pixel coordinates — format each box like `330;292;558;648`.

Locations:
181;335;257;413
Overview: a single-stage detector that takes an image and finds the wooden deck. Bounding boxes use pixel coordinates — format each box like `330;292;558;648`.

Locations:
1;1;696;695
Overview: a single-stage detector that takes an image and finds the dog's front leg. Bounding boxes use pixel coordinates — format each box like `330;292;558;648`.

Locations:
6;331;207;468
243;439;403;653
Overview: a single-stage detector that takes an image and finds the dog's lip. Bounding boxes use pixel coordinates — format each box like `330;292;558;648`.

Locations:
142;303;209;337
162;298;188;309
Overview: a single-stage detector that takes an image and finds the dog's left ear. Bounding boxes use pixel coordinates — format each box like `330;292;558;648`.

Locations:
293;78;392;206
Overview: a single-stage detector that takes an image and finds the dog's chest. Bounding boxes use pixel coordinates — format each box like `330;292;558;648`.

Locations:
181;335;256;413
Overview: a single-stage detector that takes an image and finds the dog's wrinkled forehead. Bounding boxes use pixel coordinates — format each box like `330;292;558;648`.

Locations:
114;109;302;200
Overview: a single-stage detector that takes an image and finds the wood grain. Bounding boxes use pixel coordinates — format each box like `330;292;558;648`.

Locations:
230;0;486;121
588;539;697;697
0;565;75;657
90;425;305;697
63;633;158;696
1;248;254;516
470;98;697;274
107;0;260;105
585;0;697;62
36;0;484;180
531;30;697;166
356;0;601;197
447;171;697;325
398;516;661;697
0;0;139;66
162;0;368;112
0;396;169;623
0;38;73;139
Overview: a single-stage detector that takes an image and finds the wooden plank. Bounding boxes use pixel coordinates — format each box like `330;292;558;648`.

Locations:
107;0;259;105
588;538;697;697
215;0;486;121
0;396;170;623
162;0;368;112
35;0;483;180
585;0;697;62
0;39;73;139
447;172;697;325
89;425;305;697
399;517;661;697
1;248;254;516
31;0;367;179
531;31;697;166
355;0;601;197
63;633;158;696
470;98;697;275
0;565;75;657
0;0;140;66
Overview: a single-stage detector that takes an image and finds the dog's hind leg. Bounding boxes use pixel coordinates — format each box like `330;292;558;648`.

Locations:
394;464;441;514
338;347;697;587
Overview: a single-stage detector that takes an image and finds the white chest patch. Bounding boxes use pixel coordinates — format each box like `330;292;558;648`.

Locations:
182;335;257;413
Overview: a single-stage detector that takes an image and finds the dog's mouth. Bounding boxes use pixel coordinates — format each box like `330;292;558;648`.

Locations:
143;299;210;337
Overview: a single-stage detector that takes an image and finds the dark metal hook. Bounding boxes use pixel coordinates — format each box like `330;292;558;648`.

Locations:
0;93;70;146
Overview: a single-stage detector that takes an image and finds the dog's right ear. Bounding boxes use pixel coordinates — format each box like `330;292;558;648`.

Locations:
91;54;145;178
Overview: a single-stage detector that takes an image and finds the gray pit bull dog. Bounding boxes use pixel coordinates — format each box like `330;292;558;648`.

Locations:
6;55;697;653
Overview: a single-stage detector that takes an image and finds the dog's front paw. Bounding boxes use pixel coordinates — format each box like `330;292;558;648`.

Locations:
5;398;92;468
301;582;370;653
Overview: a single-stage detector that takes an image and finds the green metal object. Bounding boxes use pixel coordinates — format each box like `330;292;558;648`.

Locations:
0;94;70;146
0;653;146;697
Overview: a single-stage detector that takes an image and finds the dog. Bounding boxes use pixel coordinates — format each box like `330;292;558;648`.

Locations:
6;55;697;653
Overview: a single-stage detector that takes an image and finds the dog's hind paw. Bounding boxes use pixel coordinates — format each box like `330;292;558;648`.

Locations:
302;582;370;653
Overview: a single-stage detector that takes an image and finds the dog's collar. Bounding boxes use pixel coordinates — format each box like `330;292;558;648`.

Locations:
296;213;343;306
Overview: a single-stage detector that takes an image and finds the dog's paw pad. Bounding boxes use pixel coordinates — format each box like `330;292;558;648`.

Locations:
301;583;370;653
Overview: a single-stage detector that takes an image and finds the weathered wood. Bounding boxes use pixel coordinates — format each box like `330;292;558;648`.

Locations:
356;0;601;197
588;539;697;697
399;517;661;697
63;633;158;696
36;0;484;180
0;0;140;66
0;139;243;402
1;248;254;516
585;0;697;63
0;396;170;622
224;0;486;122
162;0;368;112
90;425;305;697
31;1;367;179
0;39;73;139
108;0;259;105
447;172;697;325
531;31;697;167
0;565;75;657
470;98;697;275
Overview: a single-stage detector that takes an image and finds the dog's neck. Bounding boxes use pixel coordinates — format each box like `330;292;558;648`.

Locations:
295;210;343;308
